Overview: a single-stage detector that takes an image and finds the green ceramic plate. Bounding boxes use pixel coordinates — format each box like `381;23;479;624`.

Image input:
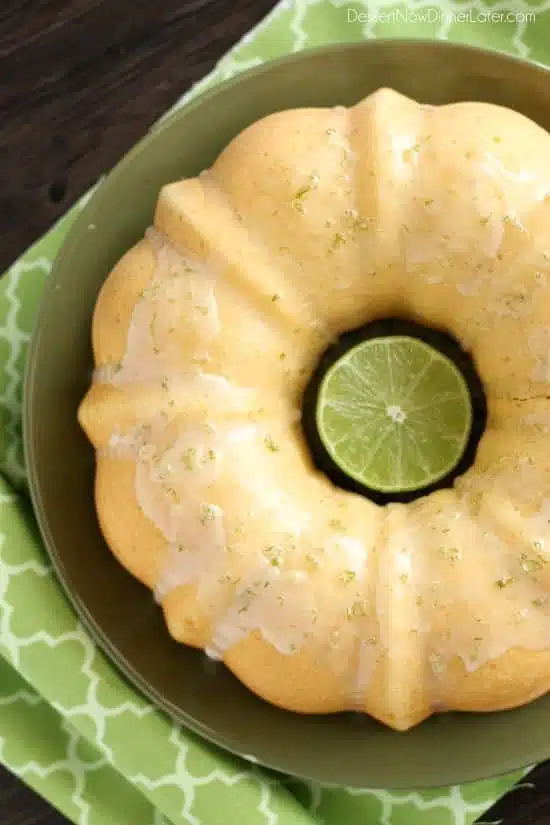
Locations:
24;40;550;790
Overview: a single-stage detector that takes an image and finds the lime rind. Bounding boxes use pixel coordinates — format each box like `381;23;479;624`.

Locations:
316;336;473;494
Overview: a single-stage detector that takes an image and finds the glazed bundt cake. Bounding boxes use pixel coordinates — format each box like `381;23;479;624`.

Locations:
78;88;550;731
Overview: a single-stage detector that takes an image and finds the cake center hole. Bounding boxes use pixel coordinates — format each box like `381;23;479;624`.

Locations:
302;318;487;505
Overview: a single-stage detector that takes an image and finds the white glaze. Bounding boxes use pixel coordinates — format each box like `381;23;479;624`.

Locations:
102;184;550;683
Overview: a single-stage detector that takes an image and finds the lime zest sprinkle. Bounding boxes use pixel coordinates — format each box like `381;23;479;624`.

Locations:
293;173;319;205
403;143;421;162
238;586;257;613
264;435;280;453
218;572;239;585
340;569;356;584
346;600;367;619
520;552;545;574
263;545;283;567
438;547;461;562
331;232;345;250
200;504;216;524
181;447;198;471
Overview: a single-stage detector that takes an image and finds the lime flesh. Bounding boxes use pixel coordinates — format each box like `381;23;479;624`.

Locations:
315;336;473;494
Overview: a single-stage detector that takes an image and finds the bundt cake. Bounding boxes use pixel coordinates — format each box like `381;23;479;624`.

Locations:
78;88;550;731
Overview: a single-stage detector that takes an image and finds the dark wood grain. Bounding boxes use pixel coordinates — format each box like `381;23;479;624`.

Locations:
1;1;279;823
2;1;550;823
473;762;550;825
0;775;67;825
0;0;274;273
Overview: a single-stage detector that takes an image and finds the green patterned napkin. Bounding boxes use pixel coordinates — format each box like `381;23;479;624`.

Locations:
1;2;548;823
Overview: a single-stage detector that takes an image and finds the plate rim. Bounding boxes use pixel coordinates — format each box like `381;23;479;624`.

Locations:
23;37;550;791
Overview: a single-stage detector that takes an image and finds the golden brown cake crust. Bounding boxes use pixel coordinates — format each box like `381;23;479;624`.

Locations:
79;89;550;731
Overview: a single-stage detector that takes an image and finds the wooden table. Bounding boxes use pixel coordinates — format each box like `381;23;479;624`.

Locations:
1;1;550;823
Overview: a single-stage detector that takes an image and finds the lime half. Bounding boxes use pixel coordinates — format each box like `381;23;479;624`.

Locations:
316;336;473;493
